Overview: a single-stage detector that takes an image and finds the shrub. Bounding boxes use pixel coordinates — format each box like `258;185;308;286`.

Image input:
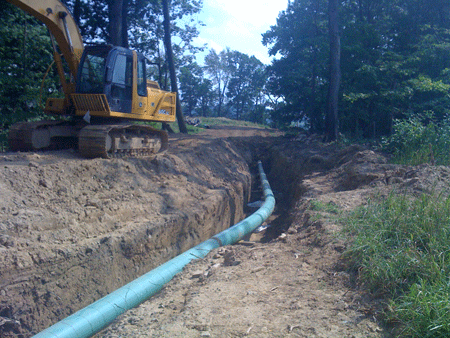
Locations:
382;114;450;165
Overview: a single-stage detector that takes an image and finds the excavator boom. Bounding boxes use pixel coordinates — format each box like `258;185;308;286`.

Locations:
7;0;84;81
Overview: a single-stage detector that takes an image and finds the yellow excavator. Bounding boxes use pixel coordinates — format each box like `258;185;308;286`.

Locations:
6;0;176;158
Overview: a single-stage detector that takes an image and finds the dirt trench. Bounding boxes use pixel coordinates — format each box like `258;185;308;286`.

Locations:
4;127;437;338
98;134;411;338
0;129;281;338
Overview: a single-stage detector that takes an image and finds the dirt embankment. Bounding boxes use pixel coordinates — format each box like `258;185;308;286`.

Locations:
2;126;449;338
0;128;270;337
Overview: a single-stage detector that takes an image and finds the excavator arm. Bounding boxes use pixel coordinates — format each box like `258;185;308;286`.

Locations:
6;0;84;93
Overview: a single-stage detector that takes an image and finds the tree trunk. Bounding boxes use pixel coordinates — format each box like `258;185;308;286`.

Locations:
162;0;187;133
308;0;319;133
325;0;340;141
217;83;223;117
108;0;127;47
122;0;129;48
73;0;81;27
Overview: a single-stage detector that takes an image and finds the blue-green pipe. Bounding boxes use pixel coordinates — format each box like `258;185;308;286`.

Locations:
32;161;275;338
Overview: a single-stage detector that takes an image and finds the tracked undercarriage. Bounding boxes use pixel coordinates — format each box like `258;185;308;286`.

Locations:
8;120;79;151
78;124;168;158
8;121;169;159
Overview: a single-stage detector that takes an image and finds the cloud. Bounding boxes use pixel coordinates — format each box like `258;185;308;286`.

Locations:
195;37;224;53
193;0;288;65
211;0;286;28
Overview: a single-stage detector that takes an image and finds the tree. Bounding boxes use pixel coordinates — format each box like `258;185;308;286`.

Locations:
197;78;214;117
179;62;215;117
179;63;201;115
263;0;329;130
204;48;233;117
226;51;266;121
106;0;128;47
264;0;450;138
162;0;187;133
325;0;340;141
0;2;59;125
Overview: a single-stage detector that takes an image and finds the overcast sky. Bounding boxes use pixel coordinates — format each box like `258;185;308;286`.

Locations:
192;0;289;65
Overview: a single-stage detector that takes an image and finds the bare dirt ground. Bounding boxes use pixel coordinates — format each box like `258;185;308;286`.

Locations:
1;123;449;338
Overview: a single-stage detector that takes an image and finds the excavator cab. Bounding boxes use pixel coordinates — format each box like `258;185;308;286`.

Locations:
71;44;175;123
77;45;135;114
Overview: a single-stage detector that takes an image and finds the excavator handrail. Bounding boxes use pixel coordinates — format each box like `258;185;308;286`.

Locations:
7;0;84;80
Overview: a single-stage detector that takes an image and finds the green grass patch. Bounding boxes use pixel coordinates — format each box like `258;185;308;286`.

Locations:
343;192;450;337
168;122;203;134
310;200;340;214
200;117;268;129
169;117;269;134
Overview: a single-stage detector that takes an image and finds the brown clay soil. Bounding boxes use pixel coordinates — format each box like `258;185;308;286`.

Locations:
1;123;449;338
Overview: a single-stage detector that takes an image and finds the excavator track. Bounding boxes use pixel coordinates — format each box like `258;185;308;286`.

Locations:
8;120;78;151
78;124;169;159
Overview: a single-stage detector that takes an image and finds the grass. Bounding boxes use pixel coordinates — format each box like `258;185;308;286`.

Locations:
168;121;203;134
310;199;340;214
342;192;450;337
199;117;268;129
168;117;270;134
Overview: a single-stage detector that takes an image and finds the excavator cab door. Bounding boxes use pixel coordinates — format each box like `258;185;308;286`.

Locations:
105;49;133;114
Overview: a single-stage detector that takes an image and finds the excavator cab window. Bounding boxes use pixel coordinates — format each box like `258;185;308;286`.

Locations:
78;48;109;94
108;51;133;113
137;55;147;97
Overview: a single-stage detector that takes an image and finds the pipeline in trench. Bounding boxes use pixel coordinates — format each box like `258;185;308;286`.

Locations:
248;147;307;243
32;161;276;338
0;139;308;338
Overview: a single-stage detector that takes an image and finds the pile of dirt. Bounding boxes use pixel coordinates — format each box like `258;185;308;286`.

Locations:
1;125;449;338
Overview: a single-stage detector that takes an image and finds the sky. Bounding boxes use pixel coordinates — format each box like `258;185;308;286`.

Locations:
192;0;290;65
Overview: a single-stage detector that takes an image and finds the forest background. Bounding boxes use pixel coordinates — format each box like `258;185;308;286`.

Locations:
1;0;450;142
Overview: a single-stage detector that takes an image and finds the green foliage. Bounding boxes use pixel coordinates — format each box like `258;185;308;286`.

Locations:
179;62;214;117
0;2;60;126
264;0;450;137
201;48;269;123
343;192;450;337
262;0;329;131
382;114;450;165
204;48;233;117
227;51;267;123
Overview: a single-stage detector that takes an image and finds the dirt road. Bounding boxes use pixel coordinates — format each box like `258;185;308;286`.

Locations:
1;124;447;337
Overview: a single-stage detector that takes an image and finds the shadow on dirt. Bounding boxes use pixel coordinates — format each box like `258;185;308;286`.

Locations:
241;141;308;243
